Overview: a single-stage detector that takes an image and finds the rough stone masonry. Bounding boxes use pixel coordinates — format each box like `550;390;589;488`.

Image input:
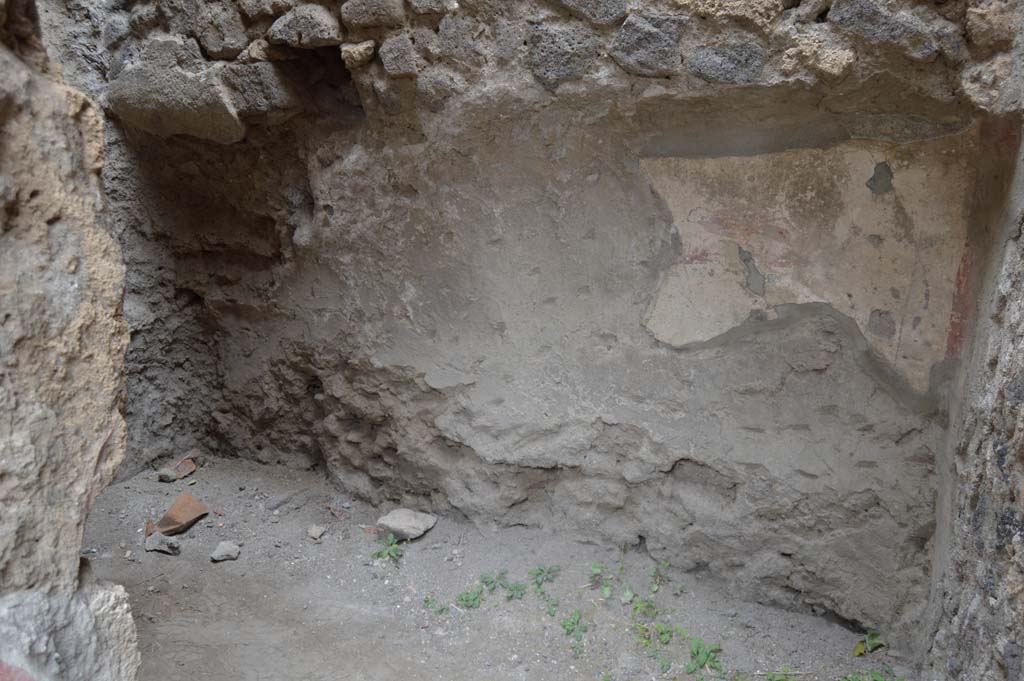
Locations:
1;0;1022;678
0;1;138;678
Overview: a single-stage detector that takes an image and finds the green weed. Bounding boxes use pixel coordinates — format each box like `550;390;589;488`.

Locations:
371;533;403;563
529;564;561;586
560;609;588;642
853;632;887;657
650;560;671;594
686;638;723;675
589;562;614;599
421;595;447;615
631;598;659;621
504;582;526;601
456;584;485;609
765;667;798;681
841;669;908;681
480;569;508;593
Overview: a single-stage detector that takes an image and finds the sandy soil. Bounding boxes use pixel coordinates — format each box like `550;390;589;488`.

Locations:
82;457;917;681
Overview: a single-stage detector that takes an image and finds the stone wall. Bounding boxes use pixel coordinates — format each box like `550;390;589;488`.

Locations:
26;0;1024;673
925;122;1023;681
0;2;138;678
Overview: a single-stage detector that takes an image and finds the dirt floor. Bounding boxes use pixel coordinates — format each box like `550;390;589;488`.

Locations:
82;457;917;681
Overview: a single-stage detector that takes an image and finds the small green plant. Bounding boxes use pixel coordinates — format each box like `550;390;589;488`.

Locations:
686;638;723;675
529;564;561;586
634;621;685;649
422;595;447;615
841;669;908;681
766;667;799;681
456;584;485;609
533;582;559;616
620;586;636;605
588;562;614;598
480;569;508;593
504;582;526;600
650;560;671;593
655;622;678;645
371;533;403;563
647;650;674;674
631;598;659;621
853;631;887;657
560;609;588;641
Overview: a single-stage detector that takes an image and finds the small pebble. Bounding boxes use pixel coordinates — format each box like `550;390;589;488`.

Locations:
210;541;241;562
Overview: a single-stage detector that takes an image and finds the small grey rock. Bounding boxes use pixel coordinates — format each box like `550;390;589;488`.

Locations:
554;0;627;26
379;33;418;78
377;508;437;540
145;534;181;556
340;0;406;29
156;466;177;483
609;13;685;77
268;4;343;48
307;525;326;541
210;541;241;562
688;41;767;84
527;22;601;92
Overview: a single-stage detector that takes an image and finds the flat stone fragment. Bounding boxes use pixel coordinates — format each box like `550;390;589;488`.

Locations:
210;541;241;562
307;525;326;541
340;0;406;29
526;22;601;92
379;33;418;78
341;40;376;69
377;508;437;540
268;4;343;48
144;534;180;556
553;0;628;26
609;13;685;77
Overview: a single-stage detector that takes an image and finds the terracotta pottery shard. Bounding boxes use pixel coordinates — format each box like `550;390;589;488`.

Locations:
172;456;197;479
145;520;155;538
155;491;209;536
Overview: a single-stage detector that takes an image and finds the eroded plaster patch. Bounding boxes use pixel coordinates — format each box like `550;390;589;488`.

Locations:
641;133;974;393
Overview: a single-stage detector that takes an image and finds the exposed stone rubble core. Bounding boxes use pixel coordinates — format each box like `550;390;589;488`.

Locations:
20;0;1024;678
925;129;1024;681
0;4;138;678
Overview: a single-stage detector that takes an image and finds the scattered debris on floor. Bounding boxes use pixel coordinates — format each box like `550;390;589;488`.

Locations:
155;491;209;535
377;508;437;540
144;533;180;556
210;541;241;562
156;453;199;482
84;458;916;680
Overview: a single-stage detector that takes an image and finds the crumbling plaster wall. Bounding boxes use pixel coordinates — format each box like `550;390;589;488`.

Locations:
0;2;138;679
923;122;1024;681
30;0;1024;671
